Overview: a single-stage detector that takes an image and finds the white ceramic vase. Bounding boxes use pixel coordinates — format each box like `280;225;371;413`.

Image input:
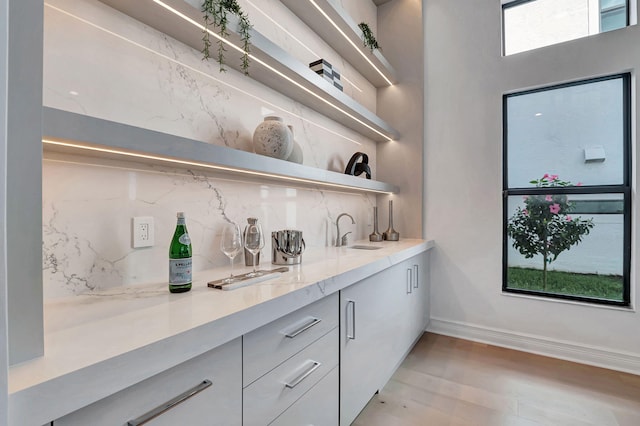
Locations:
286;125;304;164
253;116;293;160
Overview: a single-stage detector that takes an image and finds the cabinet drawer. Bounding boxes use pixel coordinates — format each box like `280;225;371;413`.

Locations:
269;366;338;426
244;293;338;386
244;328;338;426
55;338;242;426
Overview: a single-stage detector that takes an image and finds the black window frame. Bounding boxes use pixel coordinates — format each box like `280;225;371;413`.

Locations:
600;0;629;26
502;73;631;307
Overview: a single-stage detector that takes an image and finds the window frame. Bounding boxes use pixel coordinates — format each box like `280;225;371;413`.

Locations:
502;73;631;307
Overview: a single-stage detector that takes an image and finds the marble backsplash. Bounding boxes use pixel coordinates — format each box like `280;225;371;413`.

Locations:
43;154;376;299
42;0;382;299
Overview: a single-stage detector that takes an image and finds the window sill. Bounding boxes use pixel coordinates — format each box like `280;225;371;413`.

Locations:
501;291;635;312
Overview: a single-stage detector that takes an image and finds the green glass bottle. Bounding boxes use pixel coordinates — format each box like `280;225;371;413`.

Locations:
169;212;192;293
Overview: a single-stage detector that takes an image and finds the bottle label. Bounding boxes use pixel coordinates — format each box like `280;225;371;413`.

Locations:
179;233;191;245
169;258;192;285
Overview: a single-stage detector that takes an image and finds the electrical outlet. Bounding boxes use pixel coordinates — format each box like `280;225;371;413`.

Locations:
132;216;155;248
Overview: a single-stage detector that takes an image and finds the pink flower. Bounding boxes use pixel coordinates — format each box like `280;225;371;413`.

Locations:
566;215;572;221
523;209;528;216
550;174;558;181
545;195;552;201
577;182;583;186
549;203;560;214
542;173;549;179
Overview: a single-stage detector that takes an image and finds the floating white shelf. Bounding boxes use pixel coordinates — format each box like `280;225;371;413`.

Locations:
42;108;400;194
96;0;400;143
279;0;397;87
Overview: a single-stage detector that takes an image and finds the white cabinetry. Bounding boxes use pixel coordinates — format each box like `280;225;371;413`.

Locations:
340;252;428;426
408;251;430;341
270;366;339;426
243;294;339;426
244;330;338;426
55;338;242;426
242;292;338;387
49;251;430;426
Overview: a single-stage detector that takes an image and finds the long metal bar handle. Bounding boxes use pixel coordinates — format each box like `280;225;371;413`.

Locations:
407;268;413;294
284;361;322;389
413;264;419;289
346;300;356;340
285;317;322;338
127;379;212;426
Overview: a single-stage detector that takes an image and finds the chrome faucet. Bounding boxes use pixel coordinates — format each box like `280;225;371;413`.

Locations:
336;213;355;247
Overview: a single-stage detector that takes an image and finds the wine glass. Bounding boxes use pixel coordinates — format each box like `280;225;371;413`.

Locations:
244;222;265;277
220;222;243;283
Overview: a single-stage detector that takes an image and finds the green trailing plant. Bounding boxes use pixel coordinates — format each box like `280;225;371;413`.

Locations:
507;174;594;290
202;0;252;75
358;22;379;51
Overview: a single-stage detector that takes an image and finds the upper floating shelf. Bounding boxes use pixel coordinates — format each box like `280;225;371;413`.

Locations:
97;0;400;143
279;0;397;88
42;108;400;194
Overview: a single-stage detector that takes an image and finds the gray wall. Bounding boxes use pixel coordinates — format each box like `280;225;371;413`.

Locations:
1;0;9;421
6;0;43;364
376;0;424;239
425;0;640;369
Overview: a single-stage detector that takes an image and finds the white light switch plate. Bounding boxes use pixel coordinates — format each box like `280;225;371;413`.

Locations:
132;216;155;248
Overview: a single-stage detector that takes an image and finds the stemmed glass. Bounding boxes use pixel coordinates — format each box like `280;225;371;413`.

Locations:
220;222;243;283
244;222;265;277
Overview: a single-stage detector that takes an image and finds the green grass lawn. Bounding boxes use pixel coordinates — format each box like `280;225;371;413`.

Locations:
507;267;623;301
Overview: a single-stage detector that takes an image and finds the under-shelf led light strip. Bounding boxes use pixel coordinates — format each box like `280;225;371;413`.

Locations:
42;139;394;194
308;0;394;87
152;0;393;142
245;0;363;93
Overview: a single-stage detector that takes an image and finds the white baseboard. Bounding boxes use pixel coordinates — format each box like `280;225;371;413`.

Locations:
427;318;640;376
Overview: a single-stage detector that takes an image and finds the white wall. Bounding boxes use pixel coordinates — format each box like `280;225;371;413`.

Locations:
425;0;640;373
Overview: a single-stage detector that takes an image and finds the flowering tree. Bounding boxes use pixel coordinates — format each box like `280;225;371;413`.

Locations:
507;174;594;290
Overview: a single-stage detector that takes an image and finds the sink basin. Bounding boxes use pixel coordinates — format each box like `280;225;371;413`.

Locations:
350;245;382;250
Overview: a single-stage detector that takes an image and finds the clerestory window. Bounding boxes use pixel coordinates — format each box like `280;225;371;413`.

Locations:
503;0;630;55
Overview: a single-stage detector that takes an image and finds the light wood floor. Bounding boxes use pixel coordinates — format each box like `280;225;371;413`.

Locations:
353;333;640;426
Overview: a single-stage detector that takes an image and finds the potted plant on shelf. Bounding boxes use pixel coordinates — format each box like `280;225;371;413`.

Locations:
201;0;252;75
358;22;380;51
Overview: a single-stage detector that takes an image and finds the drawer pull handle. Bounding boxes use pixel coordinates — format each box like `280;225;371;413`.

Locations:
284;361;322;389
346;300;356;340
413;264;419;288
285;317;322;338
407;268;413;294
127;379;212;426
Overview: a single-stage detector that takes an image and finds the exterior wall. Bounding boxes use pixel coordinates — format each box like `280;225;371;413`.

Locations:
504;0;600;55
425;0;640;367
506;77;625;275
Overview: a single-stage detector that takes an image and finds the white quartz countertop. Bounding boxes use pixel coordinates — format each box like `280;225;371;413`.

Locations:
8;239;433;425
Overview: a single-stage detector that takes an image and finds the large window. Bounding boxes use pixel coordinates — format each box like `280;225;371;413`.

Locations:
503;74;630;306
503;0;629;55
